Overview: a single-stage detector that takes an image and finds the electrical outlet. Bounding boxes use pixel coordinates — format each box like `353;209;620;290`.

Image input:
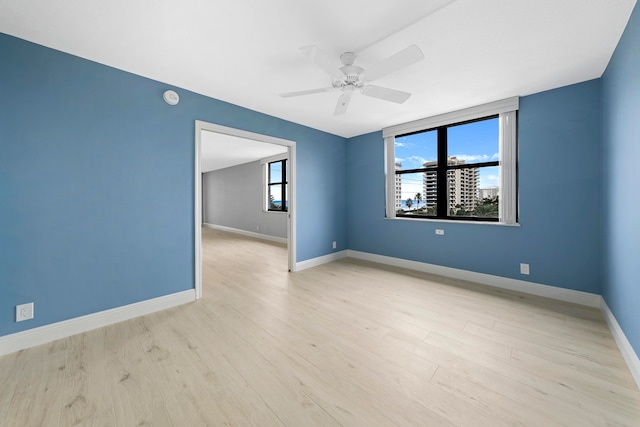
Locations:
435;229;444;235
520;263;530;275
16;302;34;322
332;241;337;249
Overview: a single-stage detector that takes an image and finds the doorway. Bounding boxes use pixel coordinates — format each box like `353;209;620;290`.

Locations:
194;121;296;299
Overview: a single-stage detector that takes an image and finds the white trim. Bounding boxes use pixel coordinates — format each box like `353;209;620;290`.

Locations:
296;250;348;271
385;136;396;218
301;248;640;390
287;142;297;272
195;120;297;279
203;223;287;244
262;161;268;211
260;152;288;164
600;299;640;390
384;217;520;226
345;250;601;307
499;111;517;224
194;122;203;299
384;99;518;224
0;290;196;357
383;97;519;138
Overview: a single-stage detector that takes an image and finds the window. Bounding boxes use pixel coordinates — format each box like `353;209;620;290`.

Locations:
396;116;499;220
385;98;518;224
267;159;288;212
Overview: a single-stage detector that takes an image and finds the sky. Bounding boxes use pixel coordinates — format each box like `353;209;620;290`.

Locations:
395;117;499;201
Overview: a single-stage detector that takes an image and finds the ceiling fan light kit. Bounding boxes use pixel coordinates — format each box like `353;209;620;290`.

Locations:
280;45;424;116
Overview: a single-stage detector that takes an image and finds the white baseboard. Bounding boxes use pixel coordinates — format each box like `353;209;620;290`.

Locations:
600;299;640;389
203;223;287;244
4;247;638;392
0;289;196;357
296;250;348;271
289;248;640;391
346;250;601;307
344;250;639;390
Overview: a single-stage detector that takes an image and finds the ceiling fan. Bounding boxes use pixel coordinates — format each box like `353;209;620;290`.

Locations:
280;45;425;116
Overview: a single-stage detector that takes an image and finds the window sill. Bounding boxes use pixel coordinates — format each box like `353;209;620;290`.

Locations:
385;216;520;227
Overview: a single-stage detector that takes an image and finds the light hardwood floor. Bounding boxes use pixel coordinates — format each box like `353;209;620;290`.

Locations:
1;226;639;426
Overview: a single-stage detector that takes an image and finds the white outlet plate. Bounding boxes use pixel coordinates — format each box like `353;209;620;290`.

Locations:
520;263;530;275
435;229;444;235
16;302;34;322
332;241;337;249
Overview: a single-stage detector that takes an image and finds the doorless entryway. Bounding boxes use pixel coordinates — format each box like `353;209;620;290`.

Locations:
194;121;296;299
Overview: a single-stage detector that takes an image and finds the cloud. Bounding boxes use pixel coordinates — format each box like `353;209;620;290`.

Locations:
451;153;499;162
395;155;432;168
480;174;499;188
400;179;424;196
395;140;418;148
407;155;428;165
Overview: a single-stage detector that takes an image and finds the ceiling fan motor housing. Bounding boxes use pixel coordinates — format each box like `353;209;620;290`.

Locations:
339;51;357;66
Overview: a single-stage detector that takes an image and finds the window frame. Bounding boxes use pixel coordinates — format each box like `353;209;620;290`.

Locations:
384;97;518;225
396;115;500;222
264;156;288;213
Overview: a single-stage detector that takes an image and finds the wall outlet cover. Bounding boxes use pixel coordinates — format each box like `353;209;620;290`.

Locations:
16;302;34;322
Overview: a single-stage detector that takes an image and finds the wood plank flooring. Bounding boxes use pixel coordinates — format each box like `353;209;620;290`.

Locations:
1;226;639;426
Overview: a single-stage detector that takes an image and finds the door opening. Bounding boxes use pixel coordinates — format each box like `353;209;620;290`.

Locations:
194;121;296;299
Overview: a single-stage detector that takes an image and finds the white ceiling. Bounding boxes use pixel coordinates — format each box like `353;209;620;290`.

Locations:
0;0;636;139
201;131;287;173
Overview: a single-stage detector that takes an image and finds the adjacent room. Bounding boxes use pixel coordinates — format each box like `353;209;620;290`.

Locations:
1;0;639;425
200;128;290;243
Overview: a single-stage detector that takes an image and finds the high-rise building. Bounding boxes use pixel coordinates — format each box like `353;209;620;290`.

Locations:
422;157;479;212
395;162;402;210
479;186;499;200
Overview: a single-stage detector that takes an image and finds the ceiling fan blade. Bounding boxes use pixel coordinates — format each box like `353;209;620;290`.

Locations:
361;85;412;104
362;45;424;82
300;45;342;80
280;87;335;98
333;91;353;116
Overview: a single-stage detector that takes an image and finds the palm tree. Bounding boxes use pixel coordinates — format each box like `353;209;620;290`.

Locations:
405;197;413;210
415;192;422;210
474;196;499;217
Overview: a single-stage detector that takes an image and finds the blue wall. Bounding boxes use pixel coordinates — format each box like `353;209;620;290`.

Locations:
602;3;640;356
3;5;639;359
0;33;347;337
346;80;603;294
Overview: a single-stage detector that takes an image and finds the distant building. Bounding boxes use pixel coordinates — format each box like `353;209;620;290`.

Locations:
423;157;479;211
395;162;402;210
479;186;499;200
